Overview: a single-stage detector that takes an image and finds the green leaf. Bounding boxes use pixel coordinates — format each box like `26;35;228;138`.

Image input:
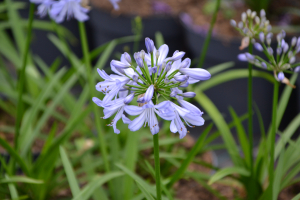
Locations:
0;137;29;175
155;32;165;47
291;193;300;200
167;124;212;188
228;107;250;168
136;181;155;200
208;167;250;185
194;90;243;166
72;172;124;200
195;69;274;92
5;175;19;200
60;146;80;197
207;61;235;75
0;176;43;184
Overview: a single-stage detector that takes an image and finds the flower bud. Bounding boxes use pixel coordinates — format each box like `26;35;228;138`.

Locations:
180;58;191;69
261;62;267;69
266;38;271;46
124;93;135;104
181;92;196;98
238;53;247;61
132;75;138;82
254;43;263;51
164;62;171;72
241;12;247;22
136;57;144;68
264;20;270;26
251;11;257;18
164;78;170;84
255;16;260;24
277;72;284;81
281;63;291;70
288;51;293;58
260;9;266;18
297;37;300;48
145;38;154;53
267;25;272;32
238;21;243;29
246;9;251;16
259;32;264;43
289;57;296;64
179;81;189;88
277;47;282;55
283;43;289;53
245;53;255;61
169;51;185;62
230;19;236;27
267;47;273;55
124;52;131;64
140;50;145;59
295;66;300;73
291;37;297;47
155;50;160;59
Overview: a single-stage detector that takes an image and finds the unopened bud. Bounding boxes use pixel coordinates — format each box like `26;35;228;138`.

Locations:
277;72;285;81
230;19;236;27
238;21;243;29
251;11;257;18
124;52;131;64
267;47;273;55
140;50;145;59
170;90;178;97
181;92;196;98
294;66;300;73
283;43;289;53
255;16;260;24
254;43;263;51
260;9;266;18
155;50;160;59
261;62;267;69
259;32;264;43
282;63;291;70
241;12;247;22
291;37;297;47
267;25;272;32
289;57;296;64
132;75;138;82
164;78;170;84
145;38;154;53
277;47;282;55
180;58;191;69
246;9;251;16
165;62;171;72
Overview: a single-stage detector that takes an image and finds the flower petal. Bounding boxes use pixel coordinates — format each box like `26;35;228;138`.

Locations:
128;111;146;131
179;68;211;81
125;105;144;115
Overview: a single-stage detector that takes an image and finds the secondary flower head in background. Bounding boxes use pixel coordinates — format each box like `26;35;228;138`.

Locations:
93;38;211;139
238;30;300;88
230;9;272;50
30;0;120;21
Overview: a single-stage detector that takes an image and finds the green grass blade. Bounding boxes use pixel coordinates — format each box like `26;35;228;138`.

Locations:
167;124;212;188
136;181;155;200
291;193;300;200
0;138;29;175
72;172;124;200
206;61;235;75
0;176;43;184
208;167;250;185
155;32;165;47
94;40;117;70
228;107;250;168
196;69;274;92
123;131;139;200
5;175;19;200
59;146;80;197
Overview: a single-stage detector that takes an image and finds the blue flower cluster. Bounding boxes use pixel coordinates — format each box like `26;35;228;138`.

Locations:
93;38;211;139
30;0;120;23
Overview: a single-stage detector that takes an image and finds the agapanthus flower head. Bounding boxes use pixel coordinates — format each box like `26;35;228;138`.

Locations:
230;9;272;50
93;38;211;138
238;30;299;88
30;0;120;21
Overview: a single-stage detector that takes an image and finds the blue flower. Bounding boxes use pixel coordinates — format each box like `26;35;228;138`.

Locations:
93;38;211;138
50;0;89;23
30;0;54;18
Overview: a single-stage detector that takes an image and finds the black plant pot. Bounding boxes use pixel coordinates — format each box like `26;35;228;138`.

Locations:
88;8;184;67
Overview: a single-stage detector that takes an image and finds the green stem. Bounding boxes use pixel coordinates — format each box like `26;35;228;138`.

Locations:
269;80;279;200
248;43;253;171
14;3;35;155
153;133;162;200
197;0;220;68
78;22;110;172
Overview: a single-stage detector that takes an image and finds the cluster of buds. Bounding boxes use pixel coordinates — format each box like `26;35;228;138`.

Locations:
238;30;300;88
93;38;211;138
230;9;272;50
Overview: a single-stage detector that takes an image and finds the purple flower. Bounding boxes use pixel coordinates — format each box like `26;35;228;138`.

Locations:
30;0;54;18
109;0;121;10
50;0;89;23
179;68;211;81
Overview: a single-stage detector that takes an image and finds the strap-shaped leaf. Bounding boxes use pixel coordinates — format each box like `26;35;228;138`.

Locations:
208;167;250;185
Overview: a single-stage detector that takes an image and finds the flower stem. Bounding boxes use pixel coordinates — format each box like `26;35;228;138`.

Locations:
78;22;110;172
14;3;35;161
269;80;279;200
248;43;254;171
197;0;220;68
153;133;162;200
